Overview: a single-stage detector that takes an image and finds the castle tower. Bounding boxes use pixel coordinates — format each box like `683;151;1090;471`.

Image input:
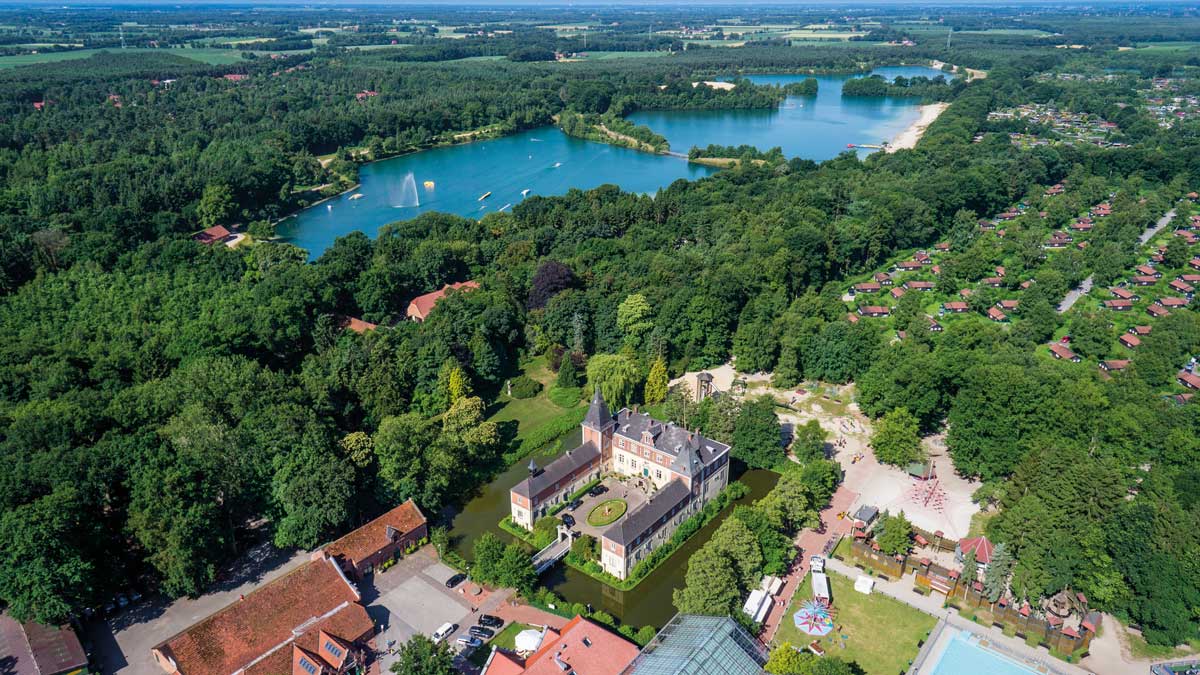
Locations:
582;387;615;460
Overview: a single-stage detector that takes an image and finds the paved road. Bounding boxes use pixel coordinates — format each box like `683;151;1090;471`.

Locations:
1058;209;1177;314
86;543;313;675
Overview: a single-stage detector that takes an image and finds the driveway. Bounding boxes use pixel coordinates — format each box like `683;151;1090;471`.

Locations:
85;542;312;675
569;477;647;539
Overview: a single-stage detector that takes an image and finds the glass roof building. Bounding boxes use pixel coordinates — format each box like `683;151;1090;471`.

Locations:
621;614;768;675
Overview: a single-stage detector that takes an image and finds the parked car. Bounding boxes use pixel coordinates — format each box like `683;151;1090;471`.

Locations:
116;594;129;609
456;636;482;648
561;514;575;528
433;623;457;643
468;626;495;640
102;601;116;616
568;499;583;512
588;484;607;498
445;573;467;589
478;614;503;628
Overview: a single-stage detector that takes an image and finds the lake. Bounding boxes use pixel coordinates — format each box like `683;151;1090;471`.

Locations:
629;66;950;160
443;424;780;628
278;65;949;258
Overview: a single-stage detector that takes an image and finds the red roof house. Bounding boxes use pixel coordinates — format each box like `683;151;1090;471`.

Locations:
987;307;1008;322
1103;299;1133;311
942;301;969;313
852;282;881;294
857;305;890;318
1119;334;1141;349
151;558;372;675
480;616;638;675
1178;371;1200;390
406;280;480;322
1048;343;1080;362
0;614;88;675
322;499;427;580
338;316;378;334
193;225;232;246
957;536;994;565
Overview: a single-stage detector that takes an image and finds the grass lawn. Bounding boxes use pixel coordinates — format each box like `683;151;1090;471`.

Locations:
775;571;936;675
487;357;583;442
466;621;538;667
586;499;628;527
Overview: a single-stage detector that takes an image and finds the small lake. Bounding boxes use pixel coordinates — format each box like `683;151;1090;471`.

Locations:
278;66;948;259
444;425;779;628
629;66;950;160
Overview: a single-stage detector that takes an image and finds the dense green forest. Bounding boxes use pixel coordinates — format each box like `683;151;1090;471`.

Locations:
1;4;1200;653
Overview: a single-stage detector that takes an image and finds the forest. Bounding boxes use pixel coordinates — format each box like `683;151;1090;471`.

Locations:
1;4;1199;654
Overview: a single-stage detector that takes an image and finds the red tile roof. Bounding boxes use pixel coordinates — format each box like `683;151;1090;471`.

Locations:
406;281;480;321
943;301;969;312
194;225;232;245
958;536;994;564
324;499;426;569
339;316;378;333
1048;343;1077;361
1120;334;1141;349
0;614;88;675
514;616;639;675
243;604;374;675
987;307;1007;322
152;558;362;675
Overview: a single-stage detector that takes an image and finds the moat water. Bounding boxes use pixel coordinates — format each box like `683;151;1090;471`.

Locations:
279;66;949;259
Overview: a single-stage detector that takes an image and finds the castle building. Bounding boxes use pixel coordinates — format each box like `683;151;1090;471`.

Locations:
510;389;730;580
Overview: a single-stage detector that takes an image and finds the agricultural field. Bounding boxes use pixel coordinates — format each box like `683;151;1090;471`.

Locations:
0;47;246;69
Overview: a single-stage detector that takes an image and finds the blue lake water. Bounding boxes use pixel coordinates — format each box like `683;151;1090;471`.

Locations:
279;66;950;258
630;66;950;159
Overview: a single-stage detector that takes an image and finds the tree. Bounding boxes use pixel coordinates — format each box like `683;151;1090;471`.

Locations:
528;261;576;309
496;543;537;594
875;512;913;556
271;442;354;549
983;542;1013;602
0;489;97;624
1069;313;1111;360
733;396;784;469
339;431;374;469
791;420;827;463
586;353;640;408
447;365;471;405
392;635;456;675
672;545;742;616
961;548;978;584
765;644;812;674
709;517;763;588
472;532;506;584
616;294;654;343
571;534;598;562
644;356;669;404
1163;239;1190;270
870;408;923;467
197;183;235;229
556;353;581;388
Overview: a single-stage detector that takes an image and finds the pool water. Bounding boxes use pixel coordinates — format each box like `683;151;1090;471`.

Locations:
929;631;1041;675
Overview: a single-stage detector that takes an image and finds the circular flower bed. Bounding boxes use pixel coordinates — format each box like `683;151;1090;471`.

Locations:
586;499;628;527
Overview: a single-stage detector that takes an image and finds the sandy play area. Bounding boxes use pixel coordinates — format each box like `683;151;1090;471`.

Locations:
673;364;980;540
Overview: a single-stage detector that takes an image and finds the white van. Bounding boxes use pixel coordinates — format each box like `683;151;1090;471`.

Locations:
433;622;457;643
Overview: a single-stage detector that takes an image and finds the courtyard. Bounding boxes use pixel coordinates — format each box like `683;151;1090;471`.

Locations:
564;475;649;539
774;569;937;675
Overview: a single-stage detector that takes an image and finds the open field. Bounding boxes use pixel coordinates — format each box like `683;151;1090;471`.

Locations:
0;47;245;68
1136;40;1200;51
774;571;936;675
576;50;673;60
959;28;1053;36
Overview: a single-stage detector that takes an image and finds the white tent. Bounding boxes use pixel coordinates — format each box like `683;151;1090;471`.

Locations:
742;589;771;623
514;628;546;653
854;576;875;595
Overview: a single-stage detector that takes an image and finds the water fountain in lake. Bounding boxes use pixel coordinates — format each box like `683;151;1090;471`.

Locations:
392;172;420;208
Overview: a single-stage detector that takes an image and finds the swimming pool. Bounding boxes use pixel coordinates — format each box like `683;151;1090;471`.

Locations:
928;630;1041;675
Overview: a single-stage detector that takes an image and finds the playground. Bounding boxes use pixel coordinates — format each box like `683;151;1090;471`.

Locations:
775;570;937;675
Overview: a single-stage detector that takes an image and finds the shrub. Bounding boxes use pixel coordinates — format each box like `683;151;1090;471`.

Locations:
509;375;543;399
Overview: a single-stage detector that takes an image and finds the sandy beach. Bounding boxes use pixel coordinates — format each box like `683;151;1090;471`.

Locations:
887;102;950;152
